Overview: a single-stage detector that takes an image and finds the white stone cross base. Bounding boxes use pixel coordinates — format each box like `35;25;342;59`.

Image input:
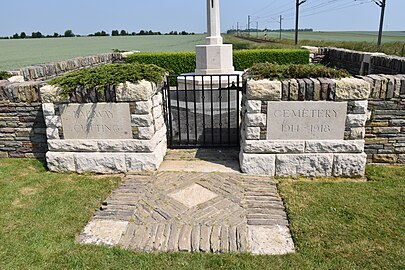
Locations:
195;44;235;75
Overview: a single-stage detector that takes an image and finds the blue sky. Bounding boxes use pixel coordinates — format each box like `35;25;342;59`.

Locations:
0;0;403;36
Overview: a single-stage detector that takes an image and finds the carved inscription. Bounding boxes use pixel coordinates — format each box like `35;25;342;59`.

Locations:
267;101;347;140
60;103;132;139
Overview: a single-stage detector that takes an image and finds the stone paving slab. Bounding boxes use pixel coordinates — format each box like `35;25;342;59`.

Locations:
78;171;295;255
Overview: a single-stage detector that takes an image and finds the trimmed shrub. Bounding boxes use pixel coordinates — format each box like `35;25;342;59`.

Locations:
0;71;12;80
233;49;309;70
125;52;196;75
49;63;166;96
245;62;350;81
125;49;309;75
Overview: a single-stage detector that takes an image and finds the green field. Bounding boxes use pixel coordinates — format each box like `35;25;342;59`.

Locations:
250;31;405;43
0;35;206;71
1;31;404;72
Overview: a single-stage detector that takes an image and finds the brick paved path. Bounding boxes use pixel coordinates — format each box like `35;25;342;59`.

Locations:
79;172;294;254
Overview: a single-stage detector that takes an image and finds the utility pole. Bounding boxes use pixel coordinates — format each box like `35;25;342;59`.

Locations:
237;22;239;36
374;0;386;49
248;15;251;37
256;21;259;38
295;0;307;45
279;15;283;40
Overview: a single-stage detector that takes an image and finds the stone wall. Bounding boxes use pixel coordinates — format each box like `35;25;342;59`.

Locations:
240;77;371;177
0;80;48;159
318;47;405;76
357;74;405;164
13;53;123;81
42;80;167;173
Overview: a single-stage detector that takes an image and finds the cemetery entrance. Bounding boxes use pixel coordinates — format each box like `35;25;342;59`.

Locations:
163;74;242;148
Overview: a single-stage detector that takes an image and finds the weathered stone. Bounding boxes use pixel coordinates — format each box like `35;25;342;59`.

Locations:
45;116;62;128
75;153;127;173
305;140;364;153
116;80;157;102
310;78;321;101
137;126;155;140
348;100;368;114
60;103;132;140
288;79;299;101
131;114;153;127
335;78;371;100
373;127;401;134
346;114;368;127
46;152;75;172
398;154;405;164
247;80;282;101
246;100;262;113
134;100;153;114
243;140;304;154
373;154;398;163
48;140;99;152
349;127;366;139
126;139;166;171
7;76;24;83
332;153;367;177
42;103;55;117
248;225;295;255
80;220;128;246
275;154;333;177
154;115;165;132
245;113;266;127
39;85;69;103
267;101;347;140
152;92;163;107
239;152;275;175
245;127;260;140
152;105;163;119
46;128;59;140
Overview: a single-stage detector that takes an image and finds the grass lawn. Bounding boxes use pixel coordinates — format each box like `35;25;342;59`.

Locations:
0;158;403;269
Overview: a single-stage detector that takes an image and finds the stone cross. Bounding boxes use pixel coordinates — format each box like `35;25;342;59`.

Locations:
206;0;223;45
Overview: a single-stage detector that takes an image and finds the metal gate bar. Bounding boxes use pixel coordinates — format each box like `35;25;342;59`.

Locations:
163;74;242;148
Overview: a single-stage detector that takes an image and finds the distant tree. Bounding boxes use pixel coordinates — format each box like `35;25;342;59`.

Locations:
20;32;26;39
120;30;127;36
12;33;19;39
101;31;108;36
131;32;136;36
53;32;59;38
64;29;75;37
112;30;119;36
31;32;43;38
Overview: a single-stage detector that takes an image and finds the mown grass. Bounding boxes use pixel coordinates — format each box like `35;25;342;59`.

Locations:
0;158;404;269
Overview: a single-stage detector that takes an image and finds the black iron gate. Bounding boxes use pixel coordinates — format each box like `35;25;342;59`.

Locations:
162;74;242;148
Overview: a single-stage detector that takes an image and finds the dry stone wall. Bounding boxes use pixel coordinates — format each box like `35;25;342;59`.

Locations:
356;74;405;164
317;47;405;76
0;80;48;159
14;53;122;81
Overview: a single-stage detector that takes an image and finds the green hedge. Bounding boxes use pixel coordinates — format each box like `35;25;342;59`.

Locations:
0;71;12;80
125;52;196;75
125;49;309;75
234;49;309;70
245;63;350;81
